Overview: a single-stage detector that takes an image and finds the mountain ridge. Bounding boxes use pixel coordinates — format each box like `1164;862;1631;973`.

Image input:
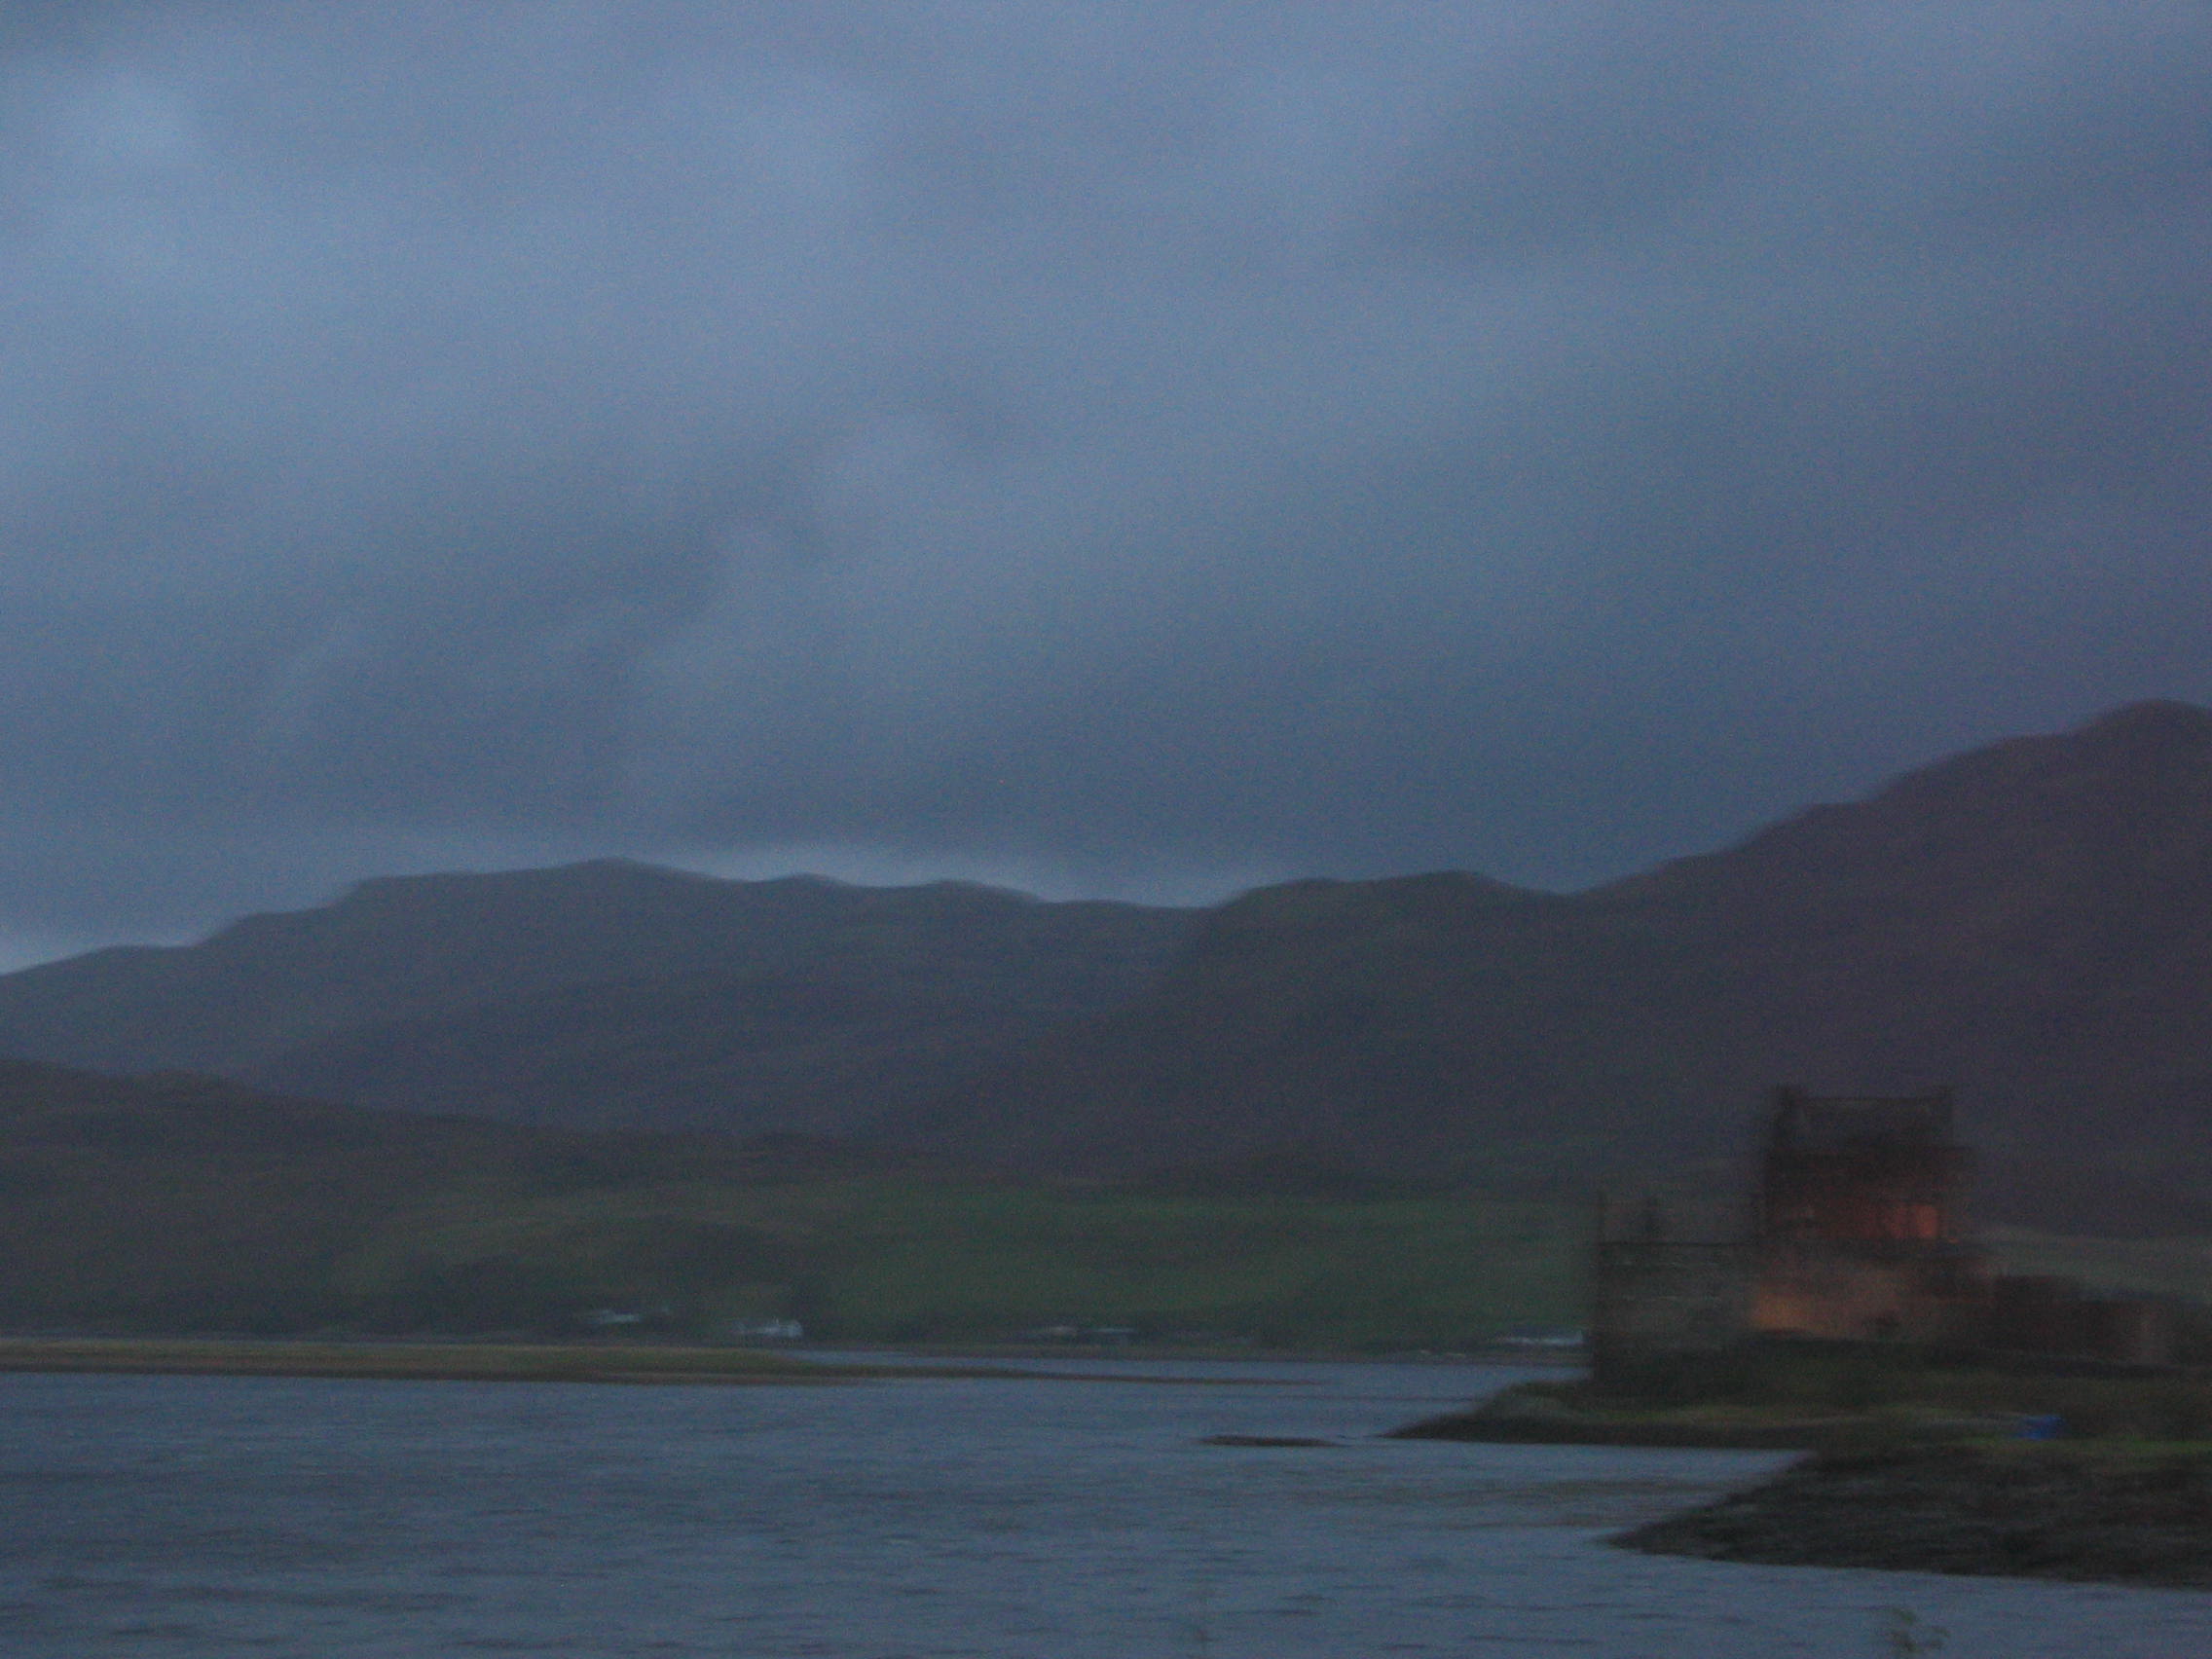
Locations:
0;861;1197;1114
1;703;2208;1233
892;701;2212;1224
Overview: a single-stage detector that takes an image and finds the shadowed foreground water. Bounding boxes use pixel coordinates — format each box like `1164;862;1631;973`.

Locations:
0;1356;2206;1656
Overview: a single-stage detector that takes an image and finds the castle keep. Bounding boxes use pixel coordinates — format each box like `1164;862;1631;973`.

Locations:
1751;1087;1981;1343
1591;1087;2170;1384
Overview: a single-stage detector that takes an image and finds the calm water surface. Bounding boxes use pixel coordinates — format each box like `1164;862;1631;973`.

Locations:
0;1356;2205;1657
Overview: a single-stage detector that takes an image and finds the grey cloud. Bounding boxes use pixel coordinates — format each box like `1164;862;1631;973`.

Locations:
2;2;2209;948
1371;4;1792;261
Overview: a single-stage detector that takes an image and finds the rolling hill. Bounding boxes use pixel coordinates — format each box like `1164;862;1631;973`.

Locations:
3;704;2210;1235
890;702;2212;1230
0;1055;854;1331
0;1057;1580;1345
0;862;1194;1137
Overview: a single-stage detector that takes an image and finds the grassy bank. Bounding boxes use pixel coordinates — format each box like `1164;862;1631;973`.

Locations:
16;1063;2212;1352
1392;1344;2212;1450
0;1155;1589;1349
1400;1341;2212;1588
0;1067;1596;1345
194;1175;1590;1349
1617;1440;2212;1588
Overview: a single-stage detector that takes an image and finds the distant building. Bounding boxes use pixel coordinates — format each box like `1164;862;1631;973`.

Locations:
726;1318;804;1342
1750;1087;1982;1344
1591;1087;2172;1387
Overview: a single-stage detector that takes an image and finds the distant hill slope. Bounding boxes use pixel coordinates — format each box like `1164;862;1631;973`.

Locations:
891;703;2212;1229
0;862;1194;1135
0;1057;1583;1346
1592;699;2212;1190
0;1055;889;1331
251;972;1057;1137
6;708;2211;1236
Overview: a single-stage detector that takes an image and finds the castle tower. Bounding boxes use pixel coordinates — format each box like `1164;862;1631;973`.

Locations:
1750;1087;1982;1342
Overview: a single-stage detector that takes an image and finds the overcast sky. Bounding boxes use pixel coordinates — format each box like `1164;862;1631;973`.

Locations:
3;1;2209;958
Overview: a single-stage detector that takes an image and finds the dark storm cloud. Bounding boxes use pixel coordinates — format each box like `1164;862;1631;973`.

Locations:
3;1;2210;946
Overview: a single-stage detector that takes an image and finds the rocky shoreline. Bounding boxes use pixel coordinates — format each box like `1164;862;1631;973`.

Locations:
1616;1443;2212;1589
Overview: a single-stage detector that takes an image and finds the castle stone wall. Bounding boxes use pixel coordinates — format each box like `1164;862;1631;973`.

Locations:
1591;1241;1752;1384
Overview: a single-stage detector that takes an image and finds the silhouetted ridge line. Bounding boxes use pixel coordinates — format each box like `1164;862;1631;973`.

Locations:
894;702;2212;1233
1;704;2208;1235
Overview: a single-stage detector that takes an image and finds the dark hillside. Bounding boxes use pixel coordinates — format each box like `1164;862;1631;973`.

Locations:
0;1055;919;1332
6;708;2209;1235
880;869;1686;1187
0;862;1194;1136
0;1058;558;1329
0;1057;1582;1347
252;972;1057;1136
896;704;2212;1228
1587;700;2212;1188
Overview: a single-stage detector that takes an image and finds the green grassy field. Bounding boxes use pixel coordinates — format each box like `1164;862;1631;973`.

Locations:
334;1177;1590;1349
0;1062;1597;1347
9;1056;2203;1352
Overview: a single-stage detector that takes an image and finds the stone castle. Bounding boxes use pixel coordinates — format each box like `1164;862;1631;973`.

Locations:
1591;1087;2171;1385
